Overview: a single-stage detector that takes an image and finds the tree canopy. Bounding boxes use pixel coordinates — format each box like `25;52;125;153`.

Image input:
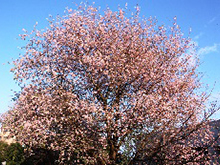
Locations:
2;4;220;165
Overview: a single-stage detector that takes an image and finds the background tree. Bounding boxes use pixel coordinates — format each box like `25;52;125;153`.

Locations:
2;4;219;164
5;142;25;165
21;147;59;165
0;142;25;165
0;141;8;163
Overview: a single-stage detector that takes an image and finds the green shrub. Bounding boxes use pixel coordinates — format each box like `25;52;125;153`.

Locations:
0;141;25;165
5;142;25;165
0;141;8;162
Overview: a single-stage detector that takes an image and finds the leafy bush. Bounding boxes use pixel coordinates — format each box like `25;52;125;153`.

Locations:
21;147;59;165
5;142;25;165
0;141;8;162
0;141;24;165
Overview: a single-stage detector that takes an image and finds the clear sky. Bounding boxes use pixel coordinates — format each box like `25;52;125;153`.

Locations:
0;0;220;118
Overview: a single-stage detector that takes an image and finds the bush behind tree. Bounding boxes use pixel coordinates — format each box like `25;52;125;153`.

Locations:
0;141;8;163
0;141;24;165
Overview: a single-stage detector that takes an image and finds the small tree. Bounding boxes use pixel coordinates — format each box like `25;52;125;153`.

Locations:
0;141;25;165
21;147;59;165
5;142;25;165
0;141;8;163
2;4;220;164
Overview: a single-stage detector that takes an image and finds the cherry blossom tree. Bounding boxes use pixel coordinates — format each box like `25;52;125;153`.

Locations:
2;4;220;165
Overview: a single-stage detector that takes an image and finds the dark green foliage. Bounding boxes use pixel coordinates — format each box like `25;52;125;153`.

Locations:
0;141;8;162
21;147;59;165
5;143;25;165
0;142;59;165
0;141;24;165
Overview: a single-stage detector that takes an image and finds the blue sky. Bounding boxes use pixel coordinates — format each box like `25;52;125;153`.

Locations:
0;0;220;118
